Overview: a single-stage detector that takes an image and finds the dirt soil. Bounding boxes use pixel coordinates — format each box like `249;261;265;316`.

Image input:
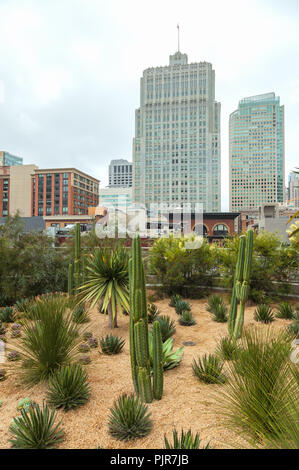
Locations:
0;296;295;449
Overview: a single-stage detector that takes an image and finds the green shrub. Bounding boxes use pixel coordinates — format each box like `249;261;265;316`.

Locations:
15;297;82;384
192;354;225;384
73;304;89;323
164;429;211;449
147;303;160;323
0;307;15;323
216;336;239;361
206;294;222;312
152;315;176;342
148;334;184;371
108;394;152;441
8;403;64;449
287;320;299;338
169;294;182;307
254;304;275;324
100;334;125;355
178;310;196;326
14;298;35;315
276;302;294;319
210;303;227;323
175;300;191;315
47;364;91;411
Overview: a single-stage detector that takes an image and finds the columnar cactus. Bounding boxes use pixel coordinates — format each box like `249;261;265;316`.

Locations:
129;236;164;403
74;223;81;289
68;263;73;296
228;229;254;339
152;320;163;400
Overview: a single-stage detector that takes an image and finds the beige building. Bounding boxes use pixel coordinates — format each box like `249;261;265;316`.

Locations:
0;164;38;217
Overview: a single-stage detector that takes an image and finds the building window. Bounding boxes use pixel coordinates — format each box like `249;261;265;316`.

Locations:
213;224;229;236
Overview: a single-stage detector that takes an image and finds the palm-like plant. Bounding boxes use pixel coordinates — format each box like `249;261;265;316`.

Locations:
78;246;129;328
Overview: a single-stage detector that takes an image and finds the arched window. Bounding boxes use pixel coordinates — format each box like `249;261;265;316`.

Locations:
213;224;229;236
193;224;208;237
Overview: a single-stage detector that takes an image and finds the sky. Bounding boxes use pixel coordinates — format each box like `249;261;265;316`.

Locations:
0;0;298;210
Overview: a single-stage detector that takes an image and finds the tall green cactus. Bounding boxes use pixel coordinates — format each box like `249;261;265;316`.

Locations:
74;223;81;289
228;229;254;339
152;320;163;400
68;263;73;296
129;236;163;403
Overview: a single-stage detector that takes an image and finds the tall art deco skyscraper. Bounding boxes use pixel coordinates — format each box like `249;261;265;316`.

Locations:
132;47;221;211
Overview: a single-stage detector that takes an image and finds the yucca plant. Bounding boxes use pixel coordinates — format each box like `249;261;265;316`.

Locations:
78;246;129;328
192;354;225;384
73;304;89;324
178;310;196;326
148;334;184;371
47;364;91;411
210;302;228;323
175;300;191;315
147;303;160;323
8;403;64;449
216;336;239;361
108;394;152;441
206;294;223;313
164;429;211;449
100;334;125;355
276;302;294;320
0;307;15;323
14;297;83;384
169;294;182;307
151;315;175;342
254;304;275;324
220;328;296;446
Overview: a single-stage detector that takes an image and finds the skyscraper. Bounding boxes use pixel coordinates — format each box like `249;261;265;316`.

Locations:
109;159;132;187
229;93;285;211
132;49;221;211
0;151;23;166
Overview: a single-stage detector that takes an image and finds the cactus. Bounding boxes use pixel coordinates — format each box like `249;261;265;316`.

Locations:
68;263;73;296
228;230;254;339
74;223;81;289
129;236;164;403
152;320;163;400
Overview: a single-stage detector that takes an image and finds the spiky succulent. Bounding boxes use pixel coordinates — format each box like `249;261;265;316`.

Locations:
87;337;98;348
82;331;93;341
47;364;91;411
78;342;90;353
206;294;223;313
210;303;228;323
73;305;89;323
100;334;125;355
287;320;299;338
178;310;196;326
175;300;191;316
14;298;35;314
276;302;294;320
148;335;184;371
169;294;182;307
152;315;176;342
192;354;225;384
108;394;152;441
254;304;275;324
0;307;15;323
216;336;239;361
147;303;160;323
164;429;211;449
8;403;64;449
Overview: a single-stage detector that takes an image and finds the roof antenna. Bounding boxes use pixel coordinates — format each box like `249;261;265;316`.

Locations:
177;23;180;52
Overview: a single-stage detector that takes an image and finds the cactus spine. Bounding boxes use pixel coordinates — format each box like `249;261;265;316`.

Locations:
228;229;254;339
129;236;163;402
152;320;163;400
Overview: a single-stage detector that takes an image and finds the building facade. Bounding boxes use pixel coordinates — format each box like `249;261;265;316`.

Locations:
133;50;221;211
32;168;99;217
229;93;285;211
0;164;37;217
288;172;299;209
0;151;23;167
109;159;132;187
99;187;132;209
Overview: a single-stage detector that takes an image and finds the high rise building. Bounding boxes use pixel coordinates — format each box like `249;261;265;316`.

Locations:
229;93;285;211
132;50;221;211
288;172;299;208
0;151;23;166
109;159;132;187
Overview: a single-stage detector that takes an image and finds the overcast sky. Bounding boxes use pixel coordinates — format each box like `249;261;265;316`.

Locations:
0;0;298;210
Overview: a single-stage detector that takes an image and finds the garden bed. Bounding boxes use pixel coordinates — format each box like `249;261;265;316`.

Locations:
0;296;294;449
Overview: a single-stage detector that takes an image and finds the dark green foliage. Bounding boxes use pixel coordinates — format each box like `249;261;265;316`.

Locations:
47;364;91;411
152;315;175;342
175;300;191;315
169;294;182;307
192;354;225;384
206;294;222;313
164;429;211;449
147;303;160;323
0;307;15;323
108;394;152;441
216;336;239;361
287;319;299;338
73;304;89;323
178;310;196;326
276;302;294;319
8;403;64;449
100;334;125;355
254;304;275;324
210;303;228;323
0;321;6;335
16;297;82;384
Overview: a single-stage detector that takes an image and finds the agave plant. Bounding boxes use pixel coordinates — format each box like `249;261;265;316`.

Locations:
164;429;211;449
175;300;191;315
169;294;182;307
147;303;160;323
73;304;89;324
0;307;15;323
210;303;228;323
151;315;176;342
108;394;152;441
254;304;275;324
148;333;184;371
78;246;129;328
8;403;64;449
192;354;225;384
206;294;223;313
215;336;239;361
178;310;196;326
47;364;91;411
100;334;125;355
276;302;294;320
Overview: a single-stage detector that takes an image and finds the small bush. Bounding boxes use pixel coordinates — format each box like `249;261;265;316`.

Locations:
175;300;191;315
73;305;89;323
254;304;275;324
152;316;176;342
147;303;160;323
178;310;196;326
206;294;222;313
210;303;227;323
169;294;182;307
216;336;239;361
14;298;35;314
287;320;299;338
0;307;15;323
164;429;211;449
108;394;152;441
276;302;294;320
47;364;91;411
8;403;64;449
192;354;225;384
100;334;125;355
